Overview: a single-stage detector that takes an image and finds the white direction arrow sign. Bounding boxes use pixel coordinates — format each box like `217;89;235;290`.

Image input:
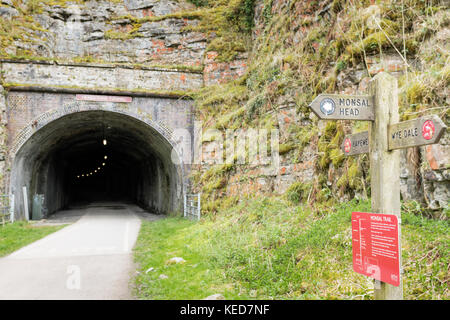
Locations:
309;94;374;121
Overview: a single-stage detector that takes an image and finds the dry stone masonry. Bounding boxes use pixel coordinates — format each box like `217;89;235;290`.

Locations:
1;61;203;92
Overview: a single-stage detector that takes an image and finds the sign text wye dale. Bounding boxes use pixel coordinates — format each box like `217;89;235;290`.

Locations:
388;115;447;150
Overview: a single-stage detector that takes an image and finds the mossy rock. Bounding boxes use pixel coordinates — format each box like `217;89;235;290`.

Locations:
286;181;313;204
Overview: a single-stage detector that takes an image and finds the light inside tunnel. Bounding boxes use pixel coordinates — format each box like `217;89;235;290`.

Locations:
10;110;184;219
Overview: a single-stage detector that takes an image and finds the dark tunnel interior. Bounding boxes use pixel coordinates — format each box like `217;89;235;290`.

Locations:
61;135;152;204
10;111;183;219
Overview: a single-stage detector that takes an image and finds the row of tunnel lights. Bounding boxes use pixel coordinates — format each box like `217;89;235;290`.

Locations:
76;139;108;179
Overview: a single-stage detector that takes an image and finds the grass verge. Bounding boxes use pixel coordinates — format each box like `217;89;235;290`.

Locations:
133;198;449;300
0;221;66;257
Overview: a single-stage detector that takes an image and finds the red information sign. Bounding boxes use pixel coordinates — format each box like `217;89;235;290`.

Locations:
352;212;400;286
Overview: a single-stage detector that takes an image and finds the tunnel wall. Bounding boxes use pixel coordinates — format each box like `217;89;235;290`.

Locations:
6;94;193;220
37;155;68;216
6;91;194;151
135;157;167;214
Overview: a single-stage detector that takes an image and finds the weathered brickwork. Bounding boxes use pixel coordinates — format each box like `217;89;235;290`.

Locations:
0;85;6;192
203;51;248;86
6;91;194;157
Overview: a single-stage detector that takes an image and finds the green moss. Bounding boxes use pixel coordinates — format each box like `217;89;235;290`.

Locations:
285;181;313;204
405;79;432;105
187;0;210;6
200;164;234;185
72;55;97;63
348;160;362;190
192;0;449;207
206;36;247;62
245;93;266;120
180;2;254;62
2;82;194;98
323;122;337;139
336;173;348;190
213;106;246;130
278;143;295;155
202;176;227;193
110;9;206;25
337;157;363;192
330;148;344;167
104;23;142;40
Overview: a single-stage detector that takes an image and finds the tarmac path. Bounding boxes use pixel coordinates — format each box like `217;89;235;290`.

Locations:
0;203;147;300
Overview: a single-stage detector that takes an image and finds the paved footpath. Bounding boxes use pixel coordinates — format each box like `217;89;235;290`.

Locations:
0;203;143;300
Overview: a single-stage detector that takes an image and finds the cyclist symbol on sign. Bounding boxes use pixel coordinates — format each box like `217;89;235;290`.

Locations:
320;98;336;116
344;138;352;153
422;120;435;140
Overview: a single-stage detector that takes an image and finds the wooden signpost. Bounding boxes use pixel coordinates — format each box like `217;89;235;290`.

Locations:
368;73;402;300
308;72;447;300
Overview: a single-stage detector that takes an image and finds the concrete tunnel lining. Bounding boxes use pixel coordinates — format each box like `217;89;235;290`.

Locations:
10;110;184;219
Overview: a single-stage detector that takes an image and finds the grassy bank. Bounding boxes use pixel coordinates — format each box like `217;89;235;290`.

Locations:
0;222;65;257
133;198;449;300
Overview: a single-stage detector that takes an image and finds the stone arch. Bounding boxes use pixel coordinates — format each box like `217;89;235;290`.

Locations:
9;101;187;219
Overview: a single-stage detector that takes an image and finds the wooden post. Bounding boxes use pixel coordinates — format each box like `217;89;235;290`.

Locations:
368;72;403;300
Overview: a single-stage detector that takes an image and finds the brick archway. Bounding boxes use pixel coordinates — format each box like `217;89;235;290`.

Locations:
8;102;188;220
9;101;177;160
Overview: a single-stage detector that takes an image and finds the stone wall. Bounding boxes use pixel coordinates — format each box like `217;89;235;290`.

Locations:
203;51;248;86
0;0;248;198
5;91;194;152
1;0;205;66
0;0;246;83
201;0;449;210
0;84;6;192
0;0;447;211
422;136;450;210
1;61;203;92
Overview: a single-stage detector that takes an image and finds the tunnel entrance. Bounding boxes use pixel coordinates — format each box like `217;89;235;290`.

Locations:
9;110;185;219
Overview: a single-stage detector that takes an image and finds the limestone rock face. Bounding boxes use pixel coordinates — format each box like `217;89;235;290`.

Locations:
422;132;450;210
5;0;206;66
0;6;19;18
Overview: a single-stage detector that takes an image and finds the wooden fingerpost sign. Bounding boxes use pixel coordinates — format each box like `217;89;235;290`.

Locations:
388;115;447;150
309;94;374;120
341;131;369;156
308;72;447;300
